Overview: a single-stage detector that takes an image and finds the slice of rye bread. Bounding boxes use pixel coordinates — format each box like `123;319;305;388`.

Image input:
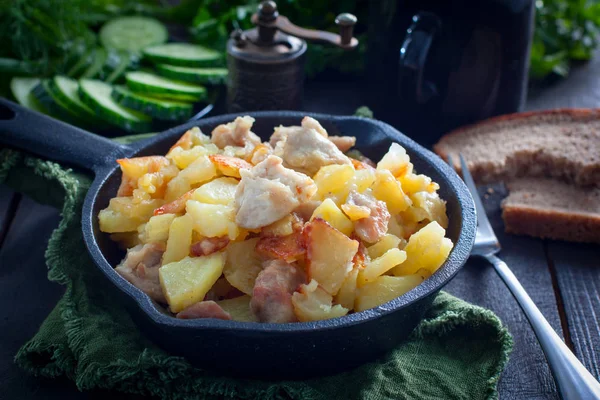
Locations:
433;109;600;187
502;178;600;244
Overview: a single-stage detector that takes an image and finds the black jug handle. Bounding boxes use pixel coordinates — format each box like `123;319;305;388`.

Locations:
398;12;441;105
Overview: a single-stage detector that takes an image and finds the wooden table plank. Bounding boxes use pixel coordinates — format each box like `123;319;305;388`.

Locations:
547;242;600;380
445;184;562;399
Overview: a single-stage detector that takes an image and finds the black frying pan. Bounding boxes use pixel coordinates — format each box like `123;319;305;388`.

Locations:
0;98;476;379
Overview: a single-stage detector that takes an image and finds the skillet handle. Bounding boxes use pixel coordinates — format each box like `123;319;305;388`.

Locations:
0;98;129;171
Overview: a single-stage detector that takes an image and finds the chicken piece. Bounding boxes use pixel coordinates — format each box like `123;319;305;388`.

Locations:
273;120;351;176
115;243;167;303
328;135;356;153
190;236;231;256
250;260;307;323
211;116;261;149
176;300;232;320
301;116;328;137
235;156;317;229
347;190;391;243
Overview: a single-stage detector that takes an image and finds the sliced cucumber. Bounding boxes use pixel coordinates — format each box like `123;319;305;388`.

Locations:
48;76;106;125
78;79;152;132
31;80;85;124
155;64;228;85
143;43;222;67
125;71;207;102
81;48;108;79
10;77;47;113
111;85;192;121
100;16;168;54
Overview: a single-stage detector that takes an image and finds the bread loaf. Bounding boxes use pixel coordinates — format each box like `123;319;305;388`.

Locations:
434;109;600;244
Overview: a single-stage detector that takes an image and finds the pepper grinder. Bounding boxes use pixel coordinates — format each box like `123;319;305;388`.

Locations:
226;1;358;113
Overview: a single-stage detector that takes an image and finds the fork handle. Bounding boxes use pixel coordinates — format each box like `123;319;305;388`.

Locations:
484;254;600;399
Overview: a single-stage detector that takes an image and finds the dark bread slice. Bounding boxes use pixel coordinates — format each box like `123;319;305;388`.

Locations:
434;109;600;187
502;178;600;244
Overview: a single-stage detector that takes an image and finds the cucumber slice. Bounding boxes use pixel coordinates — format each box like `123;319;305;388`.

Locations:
143;43;222;67
31;80;85;124
125;71;207;102
78;79;152;132
48;76;106;124
155;64;228;85
10;77;47;113
100;16;168;54
81;48;108;79
111;85;192;121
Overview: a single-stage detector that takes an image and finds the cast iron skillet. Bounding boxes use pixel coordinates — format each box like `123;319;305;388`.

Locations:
0;98;476;379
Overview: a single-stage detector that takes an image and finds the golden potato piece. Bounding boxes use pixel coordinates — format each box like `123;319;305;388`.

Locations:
341;203;370;221
192;177;238;205
358;248;407;286
355;274;423;312
178;155;217;186
209;154;252;178
392;221;453;276
186;200;238;239
367;234;402;260
223;238;263;295
116;156;170;196
159;253;225;313
98;197;162;233
376;143;413;178
255;231;306;263
310;198;354;236
372;170;412;214
313;164;355;200
261;214;296;237
334;267;359;310
217;295;258;322
305;218;359;295
162;214;193;265
141;213;176;243
292;280;349;322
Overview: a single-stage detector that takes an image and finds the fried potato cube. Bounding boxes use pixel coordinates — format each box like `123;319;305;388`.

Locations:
372;170;412;214
162;214;193;265
209;154;252;178
351;168;377;193
159;252;225;313
186;200;238;239
98;197;163;233
334;267;359;310
216;295;258;322
310;198;354;236
223;238;263;295
261;214;295;237
168;145;218;169
117;156;170;180
192;177;238;205
376;143;413;178
178;155;217;186
367;234;402;260
313;164;355;200
410;191;449;229
358;248;407;286
305;218;359;295
154;189;195;216
392;221;453;276
355;274;423;312
255;231;305;262
341;203;370;221
141;213;176;243
292;280;349;322
399;173;436;194
165;176;192;202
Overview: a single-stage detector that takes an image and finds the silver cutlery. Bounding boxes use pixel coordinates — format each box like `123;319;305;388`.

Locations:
447;153;600;400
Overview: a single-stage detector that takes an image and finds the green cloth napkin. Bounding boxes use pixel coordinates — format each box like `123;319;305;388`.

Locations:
0;143;513;400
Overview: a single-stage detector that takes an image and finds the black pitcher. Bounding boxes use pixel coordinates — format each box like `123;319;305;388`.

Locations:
365;0;535;146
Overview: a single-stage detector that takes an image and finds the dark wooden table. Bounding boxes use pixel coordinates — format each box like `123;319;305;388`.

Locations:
2;59;600;399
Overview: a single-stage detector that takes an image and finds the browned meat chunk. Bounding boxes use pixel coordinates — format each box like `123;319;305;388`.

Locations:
190;236;231;256
347;190;391;243
115;242;167;303
250;260;307;323
211;116;261;149
176;301;232;320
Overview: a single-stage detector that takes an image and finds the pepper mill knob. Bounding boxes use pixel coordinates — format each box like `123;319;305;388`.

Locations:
258;1;278;22
335;13;357;46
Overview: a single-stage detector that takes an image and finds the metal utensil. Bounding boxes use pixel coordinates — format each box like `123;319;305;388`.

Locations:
447;153;600;399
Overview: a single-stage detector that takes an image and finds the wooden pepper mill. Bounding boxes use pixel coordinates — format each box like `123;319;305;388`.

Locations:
226;1;358;113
